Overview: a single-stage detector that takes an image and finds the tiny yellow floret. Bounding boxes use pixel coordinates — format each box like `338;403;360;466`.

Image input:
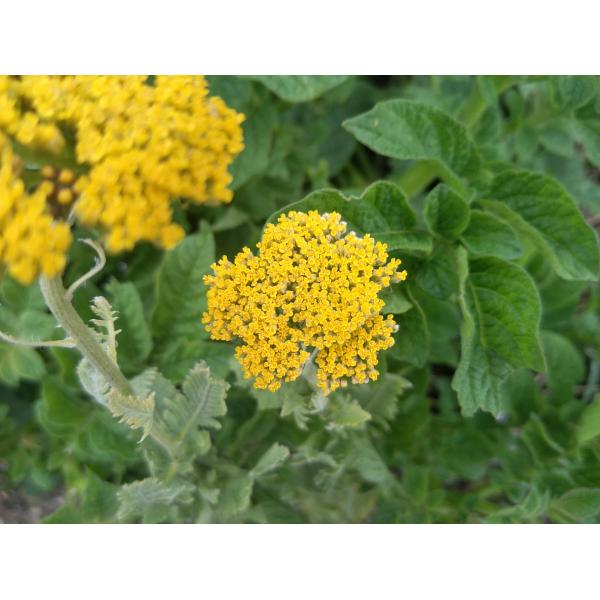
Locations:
202;210;407;394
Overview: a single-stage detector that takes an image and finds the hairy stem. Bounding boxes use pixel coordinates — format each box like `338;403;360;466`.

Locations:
39;276;134;397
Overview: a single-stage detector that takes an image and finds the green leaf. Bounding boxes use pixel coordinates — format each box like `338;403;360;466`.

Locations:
151;225;215;339
145;362;228;460
252;443;290;478
423;184;470;238
359;180;417;229
106;388;155;440
578;394;600;445
452;248;545;416
219;474;254;516
327;398;372;429
180;361;229;430
380;286;412;314
541;331;585;402
231;103;277;189
117;478;194;523
487;171;600;281
460;210;522;260
107;280;152;373
549;76;598;111
373;231;433;254
389;288;430;367
552;488;600;522
414;243;459;299
249;76;350;103
343;99;480;180
267;184;432;257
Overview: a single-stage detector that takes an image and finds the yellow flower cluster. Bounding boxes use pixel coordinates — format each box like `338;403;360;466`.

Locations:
203;211;407;394
0;138;71;284
0;76;244;285
0;76;64;153
16;76;245;252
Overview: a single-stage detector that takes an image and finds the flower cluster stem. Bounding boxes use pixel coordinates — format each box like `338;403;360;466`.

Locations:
39;276;134;398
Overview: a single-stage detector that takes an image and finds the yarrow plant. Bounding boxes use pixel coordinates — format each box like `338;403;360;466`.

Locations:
1;75;600;525
203;210;407;393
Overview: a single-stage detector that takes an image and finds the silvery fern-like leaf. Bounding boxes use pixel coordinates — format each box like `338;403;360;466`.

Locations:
150;361;229;460
77;358;110;406
90;296;120;360
117;477;194;523
107;389;155;440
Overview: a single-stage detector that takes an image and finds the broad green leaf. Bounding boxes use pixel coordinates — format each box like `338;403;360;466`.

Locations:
107;280;152;373
452;248;544;416
578;394;600;445
549;76;598;111
249;75;350;103
552;487;600;522
541;331;585;402
487;171;600;281
343;99;480;179
414;243;459;299
460;210;522;260
373;231;433;254
359;180;417;229
252;443;290;478
380;286;412;314
267;188;432;254
389;288;430;367
231;103;277;189
151;226;215;339
423;184;470;238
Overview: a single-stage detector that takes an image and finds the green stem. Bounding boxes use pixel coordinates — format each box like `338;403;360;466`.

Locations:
39;276;134;398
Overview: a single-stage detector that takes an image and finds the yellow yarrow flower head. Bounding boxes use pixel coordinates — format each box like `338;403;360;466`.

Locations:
17;75;245;253
0;138;72;284
202;210;408;394
0;76;244;285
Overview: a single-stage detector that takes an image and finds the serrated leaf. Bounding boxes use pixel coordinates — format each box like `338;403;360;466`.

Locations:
252;443;290;477
460;209;522;260
181;361;228;429
487;171;600;281
452;248;544;416
328;399;372;429
106;389;155;440
249;75;350;103
117;477;194;523
219;474;254;516
152;226;215;339
343;99;480;180
423;184;470;238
